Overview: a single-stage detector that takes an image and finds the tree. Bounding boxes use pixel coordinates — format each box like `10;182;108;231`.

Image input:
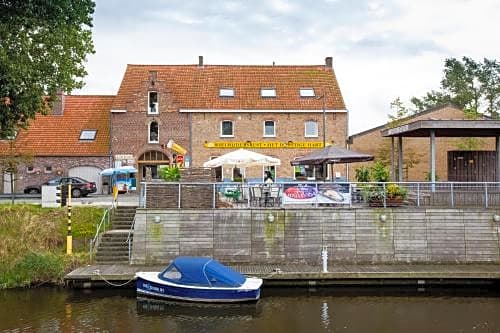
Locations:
0;1;95;137
410;57;500;118
382;98;422;180
0;139;33;204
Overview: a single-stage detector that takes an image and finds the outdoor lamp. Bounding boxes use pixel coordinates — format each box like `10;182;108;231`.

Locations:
153;215;161;224
493;214;500;222
379;214;387;222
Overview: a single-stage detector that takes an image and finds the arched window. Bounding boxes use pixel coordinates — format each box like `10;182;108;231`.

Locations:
149;121;159;143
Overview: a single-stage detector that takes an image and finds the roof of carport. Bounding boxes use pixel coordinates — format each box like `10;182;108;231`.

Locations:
381;120;500;138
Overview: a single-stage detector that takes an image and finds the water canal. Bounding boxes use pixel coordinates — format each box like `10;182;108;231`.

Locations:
1;287;499;332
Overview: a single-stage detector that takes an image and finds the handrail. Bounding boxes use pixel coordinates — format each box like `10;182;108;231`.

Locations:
127;214;136;262
138;181;500;209
89;207;111;262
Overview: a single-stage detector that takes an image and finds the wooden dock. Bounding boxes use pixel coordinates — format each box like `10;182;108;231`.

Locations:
65;263;500;288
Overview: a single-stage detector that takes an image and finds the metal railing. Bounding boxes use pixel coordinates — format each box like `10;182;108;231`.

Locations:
89;207;111;262
127;214;136;262
139;181;500;209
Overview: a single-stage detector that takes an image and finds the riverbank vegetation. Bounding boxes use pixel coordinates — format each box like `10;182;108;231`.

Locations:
0;204;105;289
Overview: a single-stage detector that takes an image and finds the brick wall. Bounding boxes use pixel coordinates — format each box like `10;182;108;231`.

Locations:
191;112;348;179
111;77;190;165
10;156;109;193
349;106;496;181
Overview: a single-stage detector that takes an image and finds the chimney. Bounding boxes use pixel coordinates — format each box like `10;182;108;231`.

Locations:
198;55;204;68
52;89;65;115
325;56;333;69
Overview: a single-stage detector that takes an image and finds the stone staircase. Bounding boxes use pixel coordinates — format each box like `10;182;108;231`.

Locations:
95;206;137;264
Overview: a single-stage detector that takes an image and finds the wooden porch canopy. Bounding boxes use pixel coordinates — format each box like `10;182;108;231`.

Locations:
380;120;500;182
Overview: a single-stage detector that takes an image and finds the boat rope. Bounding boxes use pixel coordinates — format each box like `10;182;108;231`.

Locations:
93;270;136;287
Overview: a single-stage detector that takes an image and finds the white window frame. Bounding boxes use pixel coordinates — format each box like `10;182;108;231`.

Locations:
304;121;318;137
44;166;53;174
299;88;315;97
231;167;245;181
26;166;35;174
263;165;277;181
148;91;159;115
220;120;234;137
79;129;97;140
149;121;159;143
260;88;276;98
219;88;235;97
263;120;276;137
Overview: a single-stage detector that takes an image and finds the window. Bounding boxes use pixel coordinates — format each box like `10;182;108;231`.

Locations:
260;88;276;98
263;120;276;137
232;167;244;182
161;266;182;280
220;120;234;137
219;88;235;97
79;130;97;140
293;164;324;180
26;166;35;173
300;88;315;97
148;91;158;114
149;121;159;143
44;166;53;173
305;121;318;137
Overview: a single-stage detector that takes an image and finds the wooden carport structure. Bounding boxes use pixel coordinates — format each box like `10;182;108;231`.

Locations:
380;120;500;183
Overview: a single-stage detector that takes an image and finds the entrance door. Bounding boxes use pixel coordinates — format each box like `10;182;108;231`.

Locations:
138;150;171;185
3;172;14;194
448;151;496;182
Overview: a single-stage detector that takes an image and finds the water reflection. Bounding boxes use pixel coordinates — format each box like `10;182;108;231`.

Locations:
136;297;262;319
0;286;499;332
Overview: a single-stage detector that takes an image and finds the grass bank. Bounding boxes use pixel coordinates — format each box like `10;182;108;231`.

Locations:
0;204;106;289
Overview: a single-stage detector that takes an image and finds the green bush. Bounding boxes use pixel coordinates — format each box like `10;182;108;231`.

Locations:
355;166;371;182
159;166;181;181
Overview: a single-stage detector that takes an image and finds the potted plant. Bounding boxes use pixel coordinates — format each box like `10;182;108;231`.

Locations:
159;166;180;182
386;183;408;202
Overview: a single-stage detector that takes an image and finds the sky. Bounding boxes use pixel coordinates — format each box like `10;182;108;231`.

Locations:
77;0;500;135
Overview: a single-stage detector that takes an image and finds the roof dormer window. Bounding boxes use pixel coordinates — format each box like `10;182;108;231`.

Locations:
260;88;276;98
219;88;235;97
300;88;315;97
79;130;97;141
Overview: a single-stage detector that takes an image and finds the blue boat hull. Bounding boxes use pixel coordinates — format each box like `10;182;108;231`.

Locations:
136;277;260;303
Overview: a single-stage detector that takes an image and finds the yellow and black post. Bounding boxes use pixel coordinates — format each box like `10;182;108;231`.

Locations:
66;184;72;255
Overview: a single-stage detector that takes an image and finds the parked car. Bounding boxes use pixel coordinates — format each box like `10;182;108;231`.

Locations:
23;177;97;198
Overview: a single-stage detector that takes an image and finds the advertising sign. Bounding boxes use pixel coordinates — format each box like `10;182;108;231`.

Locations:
282;183;351;205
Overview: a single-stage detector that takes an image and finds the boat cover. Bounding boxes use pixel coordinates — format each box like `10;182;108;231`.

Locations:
158;256;246;287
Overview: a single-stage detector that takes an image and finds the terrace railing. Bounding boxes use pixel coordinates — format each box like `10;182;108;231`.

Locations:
139;181;500;209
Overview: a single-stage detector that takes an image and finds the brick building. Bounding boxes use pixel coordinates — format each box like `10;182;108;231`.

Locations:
111;56;348;182
348;104;495;181
0;95;113;194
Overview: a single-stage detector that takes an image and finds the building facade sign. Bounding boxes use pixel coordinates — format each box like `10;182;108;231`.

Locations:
203;141;325;149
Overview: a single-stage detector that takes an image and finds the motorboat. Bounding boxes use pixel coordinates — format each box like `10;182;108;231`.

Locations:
135;256;263;303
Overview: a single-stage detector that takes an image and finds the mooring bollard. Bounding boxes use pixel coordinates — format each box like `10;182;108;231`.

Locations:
321;246;328;273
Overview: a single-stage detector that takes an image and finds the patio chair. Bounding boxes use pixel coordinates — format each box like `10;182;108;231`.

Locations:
269;185;281;207
250;186;263;207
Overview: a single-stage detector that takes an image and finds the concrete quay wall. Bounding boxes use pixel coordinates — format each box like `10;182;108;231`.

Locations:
130;208;500;265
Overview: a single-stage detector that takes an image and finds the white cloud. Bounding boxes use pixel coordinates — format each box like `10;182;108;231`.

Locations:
78;0;500;135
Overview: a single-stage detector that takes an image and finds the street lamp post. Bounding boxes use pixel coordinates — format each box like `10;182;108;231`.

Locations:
322;93;326;148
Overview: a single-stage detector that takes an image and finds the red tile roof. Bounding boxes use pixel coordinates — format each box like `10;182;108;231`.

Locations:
0;95;113;156
112;64;346;111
